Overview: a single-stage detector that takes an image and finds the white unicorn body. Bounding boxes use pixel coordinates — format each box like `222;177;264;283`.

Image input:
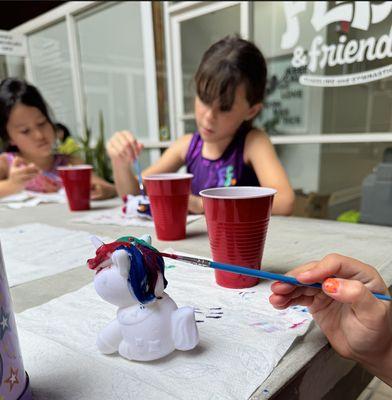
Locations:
90;234;199;361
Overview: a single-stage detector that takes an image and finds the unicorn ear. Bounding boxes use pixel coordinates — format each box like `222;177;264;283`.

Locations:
154;271;165;297
112;249;130;278
90;235;104;249
139;234;152;245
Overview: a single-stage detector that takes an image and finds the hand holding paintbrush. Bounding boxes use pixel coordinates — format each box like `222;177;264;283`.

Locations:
270;253;392;386
161;252;391;301
163;251;392;385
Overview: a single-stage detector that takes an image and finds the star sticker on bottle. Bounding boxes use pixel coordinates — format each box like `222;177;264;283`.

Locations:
0;308;10;340
4;367;19;391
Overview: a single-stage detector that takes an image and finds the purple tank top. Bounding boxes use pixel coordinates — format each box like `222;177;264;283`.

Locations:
185;130;260;195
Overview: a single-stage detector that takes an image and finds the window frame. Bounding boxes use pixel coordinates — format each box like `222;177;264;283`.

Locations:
164;1;392;145
11;1;162;156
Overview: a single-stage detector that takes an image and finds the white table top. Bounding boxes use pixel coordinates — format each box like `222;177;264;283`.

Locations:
2;199;391;399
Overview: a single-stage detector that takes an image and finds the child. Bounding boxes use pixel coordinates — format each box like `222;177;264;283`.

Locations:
0;78;116;199
107;36;295;215
55;122;71;142
269;253;392;386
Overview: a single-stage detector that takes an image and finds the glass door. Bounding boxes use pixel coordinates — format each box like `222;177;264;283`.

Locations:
167;2;249;138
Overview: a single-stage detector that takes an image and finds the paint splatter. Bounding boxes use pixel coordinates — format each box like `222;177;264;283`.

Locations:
193;306;223;322
249;321;281;333
292;305;309;313
289;319;307;329
239;291;256;300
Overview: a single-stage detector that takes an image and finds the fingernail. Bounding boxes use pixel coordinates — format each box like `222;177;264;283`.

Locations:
324;278;339;294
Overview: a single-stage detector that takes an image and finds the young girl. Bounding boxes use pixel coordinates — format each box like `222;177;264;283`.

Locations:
107;36;295;215
0;78;116;199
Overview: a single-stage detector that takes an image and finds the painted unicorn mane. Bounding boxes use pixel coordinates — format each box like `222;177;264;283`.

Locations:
88;235;167;304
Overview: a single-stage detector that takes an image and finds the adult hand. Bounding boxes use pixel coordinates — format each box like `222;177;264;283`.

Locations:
106;131;143;166
8;156;40;189
269;254;392;383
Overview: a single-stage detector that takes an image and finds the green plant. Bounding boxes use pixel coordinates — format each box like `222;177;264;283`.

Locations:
79;111;113;182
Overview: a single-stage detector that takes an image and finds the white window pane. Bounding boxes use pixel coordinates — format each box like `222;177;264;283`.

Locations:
276;142;392;221
253;2;392;136
76;2;151;142
180;5;241;115
0;55;25;80
28;21;78;136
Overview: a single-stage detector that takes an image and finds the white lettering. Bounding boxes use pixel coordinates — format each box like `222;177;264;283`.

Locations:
357;37;376;61
296;30;392;73
343;39;359;63
311;1;352;32
351;1;370;30
371;1;392;24
307;35;323;71
335;35;347;65
327;44;338;67
299;65;392;87
281;1;306;49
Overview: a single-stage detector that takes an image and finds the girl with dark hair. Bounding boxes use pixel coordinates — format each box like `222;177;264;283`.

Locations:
107;36;294;215
0;78;116;199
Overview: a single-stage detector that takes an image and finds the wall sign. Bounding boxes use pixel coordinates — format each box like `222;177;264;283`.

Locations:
282;1;392;86
0;30;27;57
261;58;308;133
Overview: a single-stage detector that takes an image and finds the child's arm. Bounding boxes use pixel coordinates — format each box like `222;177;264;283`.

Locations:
106;131;142;197
141;134;191;176
107;131;191;198
0;154;40;198
244;130;295;216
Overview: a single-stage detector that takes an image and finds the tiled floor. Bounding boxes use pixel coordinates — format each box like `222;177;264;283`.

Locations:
357;378;392;400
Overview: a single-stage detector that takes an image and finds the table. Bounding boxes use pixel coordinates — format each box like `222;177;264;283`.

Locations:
1;200;391;399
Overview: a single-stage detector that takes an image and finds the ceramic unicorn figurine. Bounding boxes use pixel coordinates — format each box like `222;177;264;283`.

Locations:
88;234;199;361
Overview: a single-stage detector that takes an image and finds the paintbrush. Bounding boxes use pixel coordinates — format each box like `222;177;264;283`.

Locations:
133;158;146;199
160;252;392;302
132;159;152;218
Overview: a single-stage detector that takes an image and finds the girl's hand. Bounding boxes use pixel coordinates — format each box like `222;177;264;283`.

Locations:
106;131;143;166
269;254;392;378
188;194;204;214
90;182;117;200
8;156;40;189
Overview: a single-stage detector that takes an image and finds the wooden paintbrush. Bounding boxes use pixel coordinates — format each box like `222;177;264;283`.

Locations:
160;252;392;301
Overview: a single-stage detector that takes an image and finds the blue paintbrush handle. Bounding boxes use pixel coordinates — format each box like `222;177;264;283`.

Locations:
209;261;392;301
133;159;146;198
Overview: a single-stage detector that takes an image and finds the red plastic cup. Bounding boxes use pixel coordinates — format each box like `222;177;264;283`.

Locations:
200;186;277;288
144;173;193;241
57;165;92;211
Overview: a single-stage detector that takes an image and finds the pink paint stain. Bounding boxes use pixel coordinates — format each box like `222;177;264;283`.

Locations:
289;319;307;329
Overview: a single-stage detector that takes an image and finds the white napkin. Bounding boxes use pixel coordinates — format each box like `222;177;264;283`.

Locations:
16;249;313;399
72;205;201;227
0;223;110;287
0;189;66;209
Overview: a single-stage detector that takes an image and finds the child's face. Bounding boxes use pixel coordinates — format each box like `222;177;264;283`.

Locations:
6;103;56;158
194;84;261;143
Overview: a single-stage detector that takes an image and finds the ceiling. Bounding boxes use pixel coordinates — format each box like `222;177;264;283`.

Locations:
0;1;66;30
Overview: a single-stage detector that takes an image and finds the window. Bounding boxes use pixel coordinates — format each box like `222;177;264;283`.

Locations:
28;21;78;136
